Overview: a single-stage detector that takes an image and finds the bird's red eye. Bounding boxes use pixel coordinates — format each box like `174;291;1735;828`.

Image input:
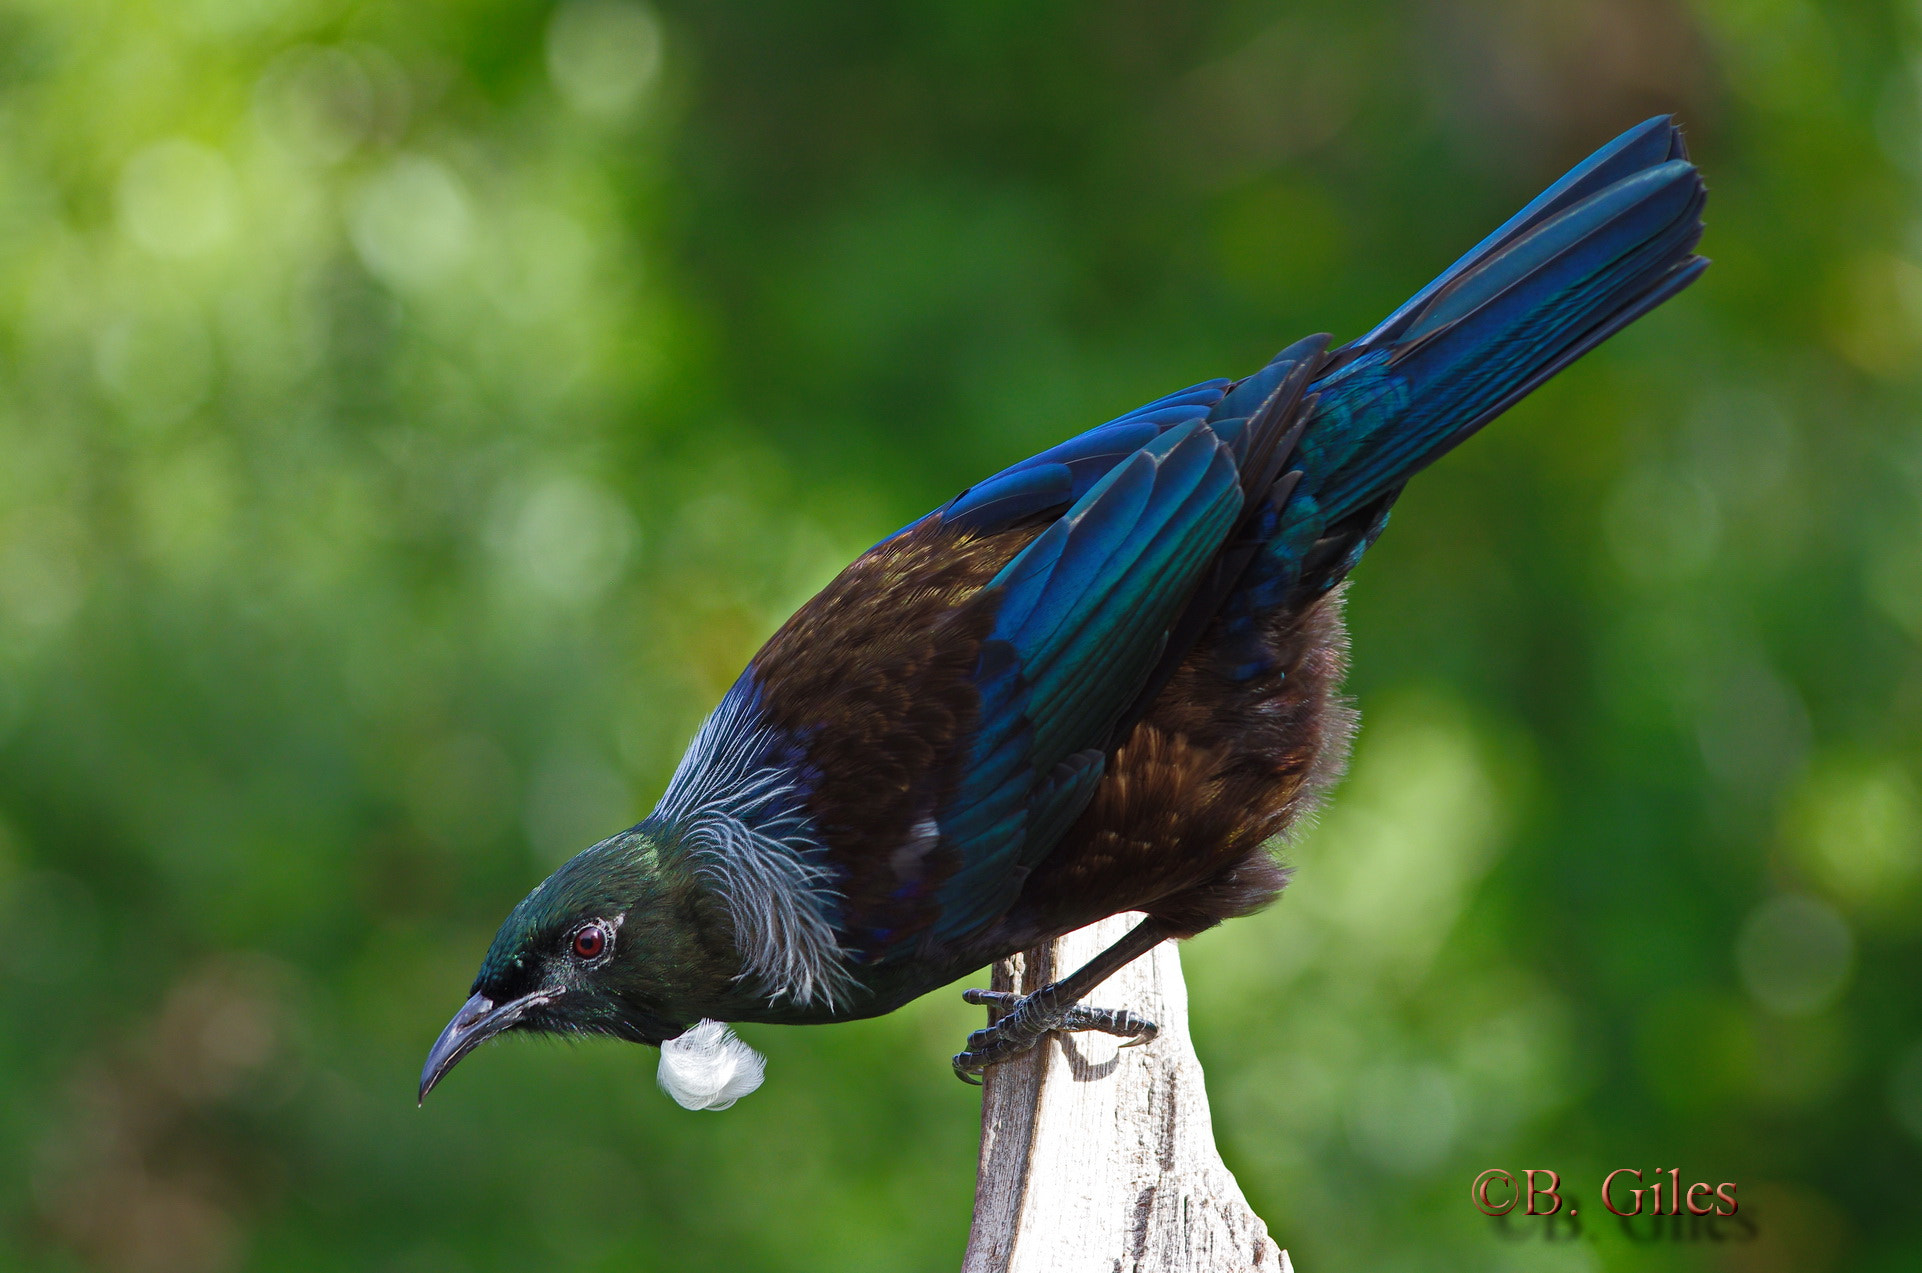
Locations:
572;924;607;960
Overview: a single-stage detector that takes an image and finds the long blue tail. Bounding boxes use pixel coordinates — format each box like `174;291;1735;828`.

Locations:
917;117;1705;700
1228;116;1706;613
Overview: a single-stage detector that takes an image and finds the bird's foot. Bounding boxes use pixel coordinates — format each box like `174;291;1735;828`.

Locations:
951;987;1158;1083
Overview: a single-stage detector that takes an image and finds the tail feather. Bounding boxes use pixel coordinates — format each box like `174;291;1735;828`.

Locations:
1186;117;1707;681
1360;114;1692;348
1283;116;1707;573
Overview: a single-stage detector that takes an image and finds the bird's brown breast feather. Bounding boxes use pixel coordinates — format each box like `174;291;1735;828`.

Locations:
749;516;1042;951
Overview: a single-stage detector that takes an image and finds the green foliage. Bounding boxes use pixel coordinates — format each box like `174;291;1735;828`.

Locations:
0;1;1917;1270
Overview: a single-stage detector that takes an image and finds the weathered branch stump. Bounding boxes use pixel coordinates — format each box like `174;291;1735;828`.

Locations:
961;912;1293;1273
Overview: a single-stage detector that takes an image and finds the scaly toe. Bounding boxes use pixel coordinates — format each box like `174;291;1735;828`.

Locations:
1058;1003;1159;1043
962;988;1020;1010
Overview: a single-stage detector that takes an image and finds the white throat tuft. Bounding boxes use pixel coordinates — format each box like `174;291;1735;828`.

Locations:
656;1020;766;1111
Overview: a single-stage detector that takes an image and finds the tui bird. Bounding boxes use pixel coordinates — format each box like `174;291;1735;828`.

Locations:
423;117;1707;1104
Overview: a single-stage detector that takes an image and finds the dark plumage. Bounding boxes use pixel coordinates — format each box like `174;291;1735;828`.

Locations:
423;117;1708;1101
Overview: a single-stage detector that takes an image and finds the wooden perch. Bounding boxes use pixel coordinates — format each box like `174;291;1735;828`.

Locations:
961;913;1294;1273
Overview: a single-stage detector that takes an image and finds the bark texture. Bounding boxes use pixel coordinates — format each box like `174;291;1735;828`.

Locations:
961;913;1293;1273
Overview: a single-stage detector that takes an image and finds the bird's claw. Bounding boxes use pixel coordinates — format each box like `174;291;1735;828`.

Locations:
951;986;1159;1082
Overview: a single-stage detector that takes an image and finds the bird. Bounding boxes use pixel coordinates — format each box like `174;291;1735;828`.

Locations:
421;116;1707;1105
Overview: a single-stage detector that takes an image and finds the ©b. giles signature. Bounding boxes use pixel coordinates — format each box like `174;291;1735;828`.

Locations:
1472;1168;1758;1244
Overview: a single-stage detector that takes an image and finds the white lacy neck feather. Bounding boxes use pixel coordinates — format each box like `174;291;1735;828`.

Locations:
656;1020;766;1111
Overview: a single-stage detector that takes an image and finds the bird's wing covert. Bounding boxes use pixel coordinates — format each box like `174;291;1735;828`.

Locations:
921;419;1246;945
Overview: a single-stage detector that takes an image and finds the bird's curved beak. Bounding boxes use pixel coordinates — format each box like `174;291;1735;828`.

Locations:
419;991;549;1104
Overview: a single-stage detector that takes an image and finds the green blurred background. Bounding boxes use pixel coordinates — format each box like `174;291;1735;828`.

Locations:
1;0;1918;1269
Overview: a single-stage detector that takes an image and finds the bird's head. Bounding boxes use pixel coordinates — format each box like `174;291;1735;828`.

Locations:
419;825;727;1102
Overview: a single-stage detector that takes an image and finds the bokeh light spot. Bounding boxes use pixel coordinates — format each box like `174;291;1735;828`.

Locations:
253;45;378;164
1890;1040;1922;1144
117;139;238;258
1737;894;1854;1016
487;472;636;609
349;155;473;288
1604;463;1721;585
94;312;215;429
1786;757;1922;914
546;0;664;118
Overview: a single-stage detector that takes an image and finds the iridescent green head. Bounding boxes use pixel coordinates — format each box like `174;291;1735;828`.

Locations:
419;823;731;1101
